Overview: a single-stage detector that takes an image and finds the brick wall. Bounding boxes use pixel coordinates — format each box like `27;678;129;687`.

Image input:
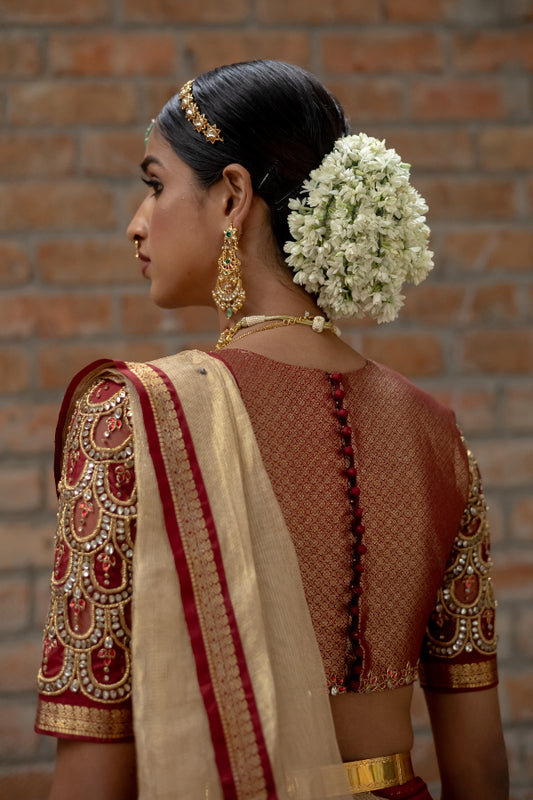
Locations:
1;0;532;797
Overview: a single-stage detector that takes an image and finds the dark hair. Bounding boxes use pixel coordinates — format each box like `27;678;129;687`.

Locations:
156;59;349;255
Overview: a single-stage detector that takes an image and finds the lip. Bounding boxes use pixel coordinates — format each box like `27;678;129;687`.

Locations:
137;252;151;278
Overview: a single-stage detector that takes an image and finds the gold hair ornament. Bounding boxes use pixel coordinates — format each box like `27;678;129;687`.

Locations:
212;224;245;319
215;313;341;350
179;80;223;144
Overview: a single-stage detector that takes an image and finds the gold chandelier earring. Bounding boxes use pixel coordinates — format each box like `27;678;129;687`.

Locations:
212;223;245;318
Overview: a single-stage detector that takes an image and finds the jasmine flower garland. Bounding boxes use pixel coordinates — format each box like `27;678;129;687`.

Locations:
283;133;434;323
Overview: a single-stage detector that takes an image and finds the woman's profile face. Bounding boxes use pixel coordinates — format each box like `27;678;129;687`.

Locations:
127;128;222;309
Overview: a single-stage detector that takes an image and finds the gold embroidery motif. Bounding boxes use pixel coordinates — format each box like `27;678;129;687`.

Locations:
422;447;497;665
37;377;135;708
357;662;419;694
419;659;498;690
128;362;267;799
36;699;132;739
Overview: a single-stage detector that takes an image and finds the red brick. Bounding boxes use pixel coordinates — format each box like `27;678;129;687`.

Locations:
0;466;43;512
0;34;40;77
322;32;444;74
479;126;533;171
2;0;109;22
0;638;43;691
441;229;533;273
412;79;505;121
0;181;116;232
473;439;533;489
38;341;167;390
0;134;75;179
49;32;177;77
0;768;54;800
327;79;405;122
516;609;533;659
183;32;311;75
8;82;137;126
504;672;533;723
0;707;45;763
466;284;521;324
0;578;31;633
0;521;55;570
369;128;475;171
121;295;218;335
124;0;247;22
453;30;533;72
506;729;532;789
257;0;380;23
0;347;31;393
511;498;533;541
360;333;443;377
0;243;31;286
39;294;114;337
503;385;533;432
0;297;37;339
401;284;465;324
417;178;515;221
37;239;141;285
462;330;533;374
0;403;57;455
145;80;181;118
82;130;146;176
430;387;497;435
385;0;455;22
0;293;112;340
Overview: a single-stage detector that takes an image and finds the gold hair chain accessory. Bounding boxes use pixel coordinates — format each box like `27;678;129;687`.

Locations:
215;313;341;350
212;224;246;319
179;80;223;144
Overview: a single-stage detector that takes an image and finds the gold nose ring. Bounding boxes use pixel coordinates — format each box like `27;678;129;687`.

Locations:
134;236;141;259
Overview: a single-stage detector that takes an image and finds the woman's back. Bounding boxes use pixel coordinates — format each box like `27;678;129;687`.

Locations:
217;348;469;760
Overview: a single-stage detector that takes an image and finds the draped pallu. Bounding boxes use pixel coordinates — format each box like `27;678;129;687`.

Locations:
103;351;367;800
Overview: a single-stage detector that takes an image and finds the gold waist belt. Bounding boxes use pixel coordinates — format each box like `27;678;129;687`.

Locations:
344;751;414;794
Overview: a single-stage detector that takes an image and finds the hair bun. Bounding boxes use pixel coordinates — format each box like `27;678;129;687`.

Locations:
284;133;434;323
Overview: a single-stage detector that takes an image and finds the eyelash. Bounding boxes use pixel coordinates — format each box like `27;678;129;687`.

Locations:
142;177;163;196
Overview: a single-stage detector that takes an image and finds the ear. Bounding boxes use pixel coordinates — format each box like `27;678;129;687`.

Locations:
218;163;254;232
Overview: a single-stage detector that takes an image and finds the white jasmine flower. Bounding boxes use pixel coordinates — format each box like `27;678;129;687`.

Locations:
284;133;434;322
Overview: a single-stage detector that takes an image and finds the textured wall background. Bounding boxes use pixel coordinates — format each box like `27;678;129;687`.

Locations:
1;0;532;798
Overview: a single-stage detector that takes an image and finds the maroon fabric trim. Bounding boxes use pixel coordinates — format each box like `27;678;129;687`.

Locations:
371;776;433;799
34;725;135;745
115;360;278;799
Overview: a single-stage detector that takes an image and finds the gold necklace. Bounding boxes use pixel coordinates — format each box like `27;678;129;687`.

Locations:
215;314;340;350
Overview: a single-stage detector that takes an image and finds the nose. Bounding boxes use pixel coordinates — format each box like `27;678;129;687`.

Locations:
126;200;149;243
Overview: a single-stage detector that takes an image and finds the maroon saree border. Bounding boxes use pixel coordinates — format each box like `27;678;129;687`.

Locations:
115;360;278;800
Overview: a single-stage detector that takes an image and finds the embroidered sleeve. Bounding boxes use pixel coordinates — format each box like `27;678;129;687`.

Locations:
35;376;136;741
419;447;498;692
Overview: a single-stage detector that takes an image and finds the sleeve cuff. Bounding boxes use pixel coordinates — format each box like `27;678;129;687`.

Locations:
35;698;133;742
419;658;498;692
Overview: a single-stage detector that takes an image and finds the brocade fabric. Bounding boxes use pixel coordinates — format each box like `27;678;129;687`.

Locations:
35;351;498;742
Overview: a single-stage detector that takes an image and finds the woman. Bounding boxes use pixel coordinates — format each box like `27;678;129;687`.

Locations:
35;60;508;799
